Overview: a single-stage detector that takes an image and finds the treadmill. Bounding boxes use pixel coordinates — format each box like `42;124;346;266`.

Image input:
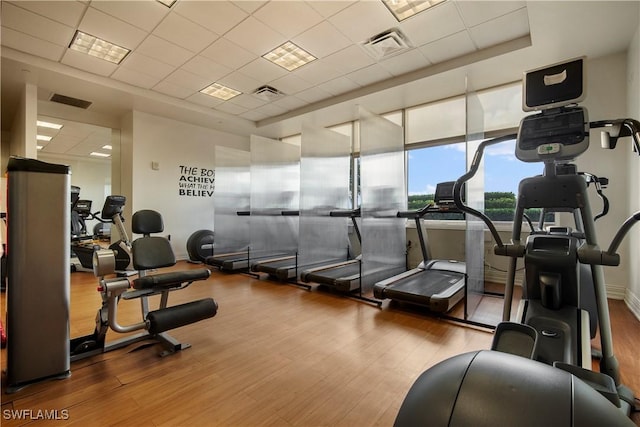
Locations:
373;181;466;313
299;208;363;292
205;210;291;272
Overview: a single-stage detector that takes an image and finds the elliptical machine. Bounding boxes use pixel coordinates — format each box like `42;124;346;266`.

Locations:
394;58;640;426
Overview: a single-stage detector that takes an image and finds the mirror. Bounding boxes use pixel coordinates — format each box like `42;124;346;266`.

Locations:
36;115;119;234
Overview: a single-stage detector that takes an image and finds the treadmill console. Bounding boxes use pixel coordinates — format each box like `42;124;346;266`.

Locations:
74;200;93;216
516;57;589;163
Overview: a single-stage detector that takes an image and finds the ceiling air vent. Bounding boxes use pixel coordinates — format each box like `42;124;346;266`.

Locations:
360;28;412;61
50;93;92;109
253;85;284;102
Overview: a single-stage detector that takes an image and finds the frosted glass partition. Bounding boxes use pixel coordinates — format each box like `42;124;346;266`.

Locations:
250;135;300;259
359;107;407;290
214;146;250;254
299;125;351;267
465;81;488;323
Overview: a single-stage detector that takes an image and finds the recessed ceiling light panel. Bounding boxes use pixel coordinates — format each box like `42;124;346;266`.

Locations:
382;0;446;21
200;83;242;101
90;152;111;158
36;135;52;141
263;41;316;72
37;120;63;130
69;31;130;64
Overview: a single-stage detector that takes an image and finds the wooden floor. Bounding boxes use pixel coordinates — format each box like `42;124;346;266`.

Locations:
1;263;638;426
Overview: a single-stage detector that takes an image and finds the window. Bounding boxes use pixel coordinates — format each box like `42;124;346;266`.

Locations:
407;138;549;223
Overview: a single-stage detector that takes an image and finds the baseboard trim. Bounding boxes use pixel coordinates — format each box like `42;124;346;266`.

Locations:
624;289;640;322
606;283;627;300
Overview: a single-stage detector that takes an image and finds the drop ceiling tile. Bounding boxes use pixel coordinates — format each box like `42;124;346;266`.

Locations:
253;1;324;38
378;49;430;76
174;1;248;35
7;0;86;27
2;2;75;46
295;86;332;103
328;1;397;43
120;52;175;80
238;58;288;84
270;95;307;112
318;76;360;96
323;45;375;75
248;102;287;118
230;94;267;110
111;67;162;90
79;7;148;49
136;35;194;67
455;1;526;28
185;92;225;109
224;16;287;56
152;12;219;53
419;30;476;64
163;69;212;92
269;74;313;95
293;21;352;59
232;1;266;14
240;109;270;121
152;80;194;99
1;27;65;61
200;38;257;70
306;1;355;18
182;55;233;82
90;0;168;32
218;72;261;94
215;102;249;115
293;59;342;86
60;49;119;76
345;64;393;87
469;8;530;49
399;2;466;47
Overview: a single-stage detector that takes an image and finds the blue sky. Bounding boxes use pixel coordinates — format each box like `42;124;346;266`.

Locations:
407;139;544;196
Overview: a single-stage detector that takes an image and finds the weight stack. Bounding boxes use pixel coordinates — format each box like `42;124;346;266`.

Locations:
6;157;71;392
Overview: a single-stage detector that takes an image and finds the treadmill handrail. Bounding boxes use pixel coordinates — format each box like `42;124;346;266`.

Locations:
396;203;434;218
329;208;361;218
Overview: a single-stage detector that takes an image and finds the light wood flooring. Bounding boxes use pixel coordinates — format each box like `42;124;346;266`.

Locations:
1;263;638;426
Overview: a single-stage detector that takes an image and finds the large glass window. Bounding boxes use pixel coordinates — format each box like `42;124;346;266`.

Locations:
407;138;546;223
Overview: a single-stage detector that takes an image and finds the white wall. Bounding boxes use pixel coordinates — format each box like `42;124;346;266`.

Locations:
131;111;249;259
626;21;640;319
575;53;630;296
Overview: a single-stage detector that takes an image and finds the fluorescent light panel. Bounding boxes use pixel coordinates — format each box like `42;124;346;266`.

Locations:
102;145;112;150
36;135;52;141
90;152;111;158
200;83;242;101
37;120;63;129
382;0;446;21
69;31;130;64
263;41;316;72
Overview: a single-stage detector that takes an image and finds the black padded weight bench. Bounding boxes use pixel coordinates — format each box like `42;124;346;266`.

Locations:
71;210;217;360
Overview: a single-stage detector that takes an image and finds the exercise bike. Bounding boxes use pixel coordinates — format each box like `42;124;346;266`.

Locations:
394;57;640;426
71;194;136;276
